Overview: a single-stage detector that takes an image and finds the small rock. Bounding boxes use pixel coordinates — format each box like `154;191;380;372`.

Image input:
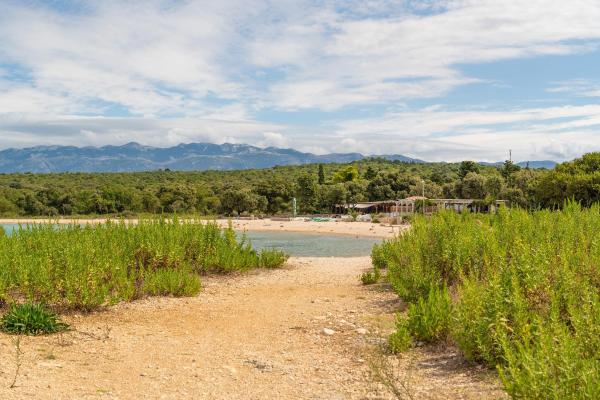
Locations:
356;328;368;335
323;328;336;336
223;365;237;374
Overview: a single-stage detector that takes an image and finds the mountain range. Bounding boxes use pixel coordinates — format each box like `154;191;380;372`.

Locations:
0;142;557;173
0;142;423;173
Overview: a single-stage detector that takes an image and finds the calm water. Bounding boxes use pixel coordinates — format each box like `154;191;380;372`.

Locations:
0;224;379;257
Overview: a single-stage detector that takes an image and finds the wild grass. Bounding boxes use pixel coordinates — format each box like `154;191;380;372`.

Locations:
0;218;287;310
376;203;600;399
1;303;69;335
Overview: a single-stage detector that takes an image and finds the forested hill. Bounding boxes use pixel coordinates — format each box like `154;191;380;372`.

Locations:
0;154;597;218
0;142;423;173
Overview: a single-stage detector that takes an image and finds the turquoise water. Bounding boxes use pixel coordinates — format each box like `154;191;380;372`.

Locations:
0;224;379;257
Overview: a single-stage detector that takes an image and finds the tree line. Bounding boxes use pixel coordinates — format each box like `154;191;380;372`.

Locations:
0;153;598;217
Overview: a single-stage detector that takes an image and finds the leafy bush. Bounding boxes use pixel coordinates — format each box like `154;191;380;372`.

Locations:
361;267;381;285
406;286;452;343
1;303;69;335
389;319;412;354
259;249;289;268
371;242;390;269
377;204;600;398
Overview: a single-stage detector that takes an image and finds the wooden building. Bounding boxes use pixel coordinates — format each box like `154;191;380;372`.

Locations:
336;197;507;216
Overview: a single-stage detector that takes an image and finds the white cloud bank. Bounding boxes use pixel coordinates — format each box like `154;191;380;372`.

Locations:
0;0;599;161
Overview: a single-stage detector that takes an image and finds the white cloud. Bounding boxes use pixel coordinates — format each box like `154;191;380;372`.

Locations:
547;79;600;98
1;0;600;161
332;104;600;161
258;132;290;148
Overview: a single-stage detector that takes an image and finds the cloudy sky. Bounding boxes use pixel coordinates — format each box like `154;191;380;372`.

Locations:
1;0;600;162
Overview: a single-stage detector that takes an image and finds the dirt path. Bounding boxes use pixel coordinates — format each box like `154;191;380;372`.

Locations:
0;257;505;399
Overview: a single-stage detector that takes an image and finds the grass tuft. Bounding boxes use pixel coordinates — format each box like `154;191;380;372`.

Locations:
1;303;69;335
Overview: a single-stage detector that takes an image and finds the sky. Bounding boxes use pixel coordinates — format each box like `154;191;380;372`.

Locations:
1;0;600;162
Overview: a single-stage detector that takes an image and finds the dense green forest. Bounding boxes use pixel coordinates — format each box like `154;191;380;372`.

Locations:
0;153;598;217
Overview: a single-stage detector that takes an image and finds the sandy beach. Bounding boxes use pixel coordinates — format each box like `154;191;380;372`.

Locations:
0;218;403;239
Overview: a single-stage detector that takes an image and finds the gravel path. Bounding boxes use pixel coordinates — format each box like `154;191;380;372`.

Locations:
0;257;505;399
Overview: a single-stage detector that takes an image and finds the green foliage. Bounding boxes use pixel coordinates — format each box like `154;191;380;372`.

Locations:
360;267;381;285
406;286;452;343
332;166;359;183
0;153;599;217
1;303;69;335
0;219;287;310
318;164;326;185
376;205;600;398
259;249;289;268
389;315;412;354
458;161;480;179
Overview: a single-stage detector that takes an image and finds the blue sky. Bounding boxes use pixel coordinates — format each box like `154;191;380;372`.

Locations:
1;0;600;162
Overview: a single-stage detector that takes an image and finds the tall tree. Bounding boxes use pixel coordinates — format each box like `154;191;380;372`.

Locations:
318;164;325;185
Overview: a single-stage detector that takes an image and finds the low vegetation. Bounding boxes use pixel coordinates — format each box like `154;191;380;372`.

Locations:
0;303;69;335
374;204;600;399
0;218;288;310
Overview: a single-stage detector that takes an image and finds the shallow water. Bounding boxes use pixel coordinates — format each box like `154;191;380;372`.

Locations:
0;224;379;257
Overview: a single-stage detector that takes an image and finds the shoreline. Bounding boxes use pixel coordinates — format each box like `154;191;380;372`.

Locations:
0;218;404;239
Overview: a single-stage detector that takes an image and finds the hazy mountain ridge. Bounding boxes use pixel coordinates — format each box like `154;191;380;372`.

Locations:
0;142;423;173
479;160;558;169
0;142;559;173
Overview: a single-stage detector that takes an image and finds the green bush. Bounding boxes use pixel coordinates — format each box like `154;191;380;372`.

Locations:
143;268;201;297
259;249;289;268
378;204;600;398
361;267;381;285
406;286;452;343
389;314;412;354
1;303;69;335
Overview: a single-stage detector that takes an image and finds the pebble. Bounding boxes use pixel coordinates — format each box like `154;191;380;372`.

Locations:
355;328;368;335
322;328;336;336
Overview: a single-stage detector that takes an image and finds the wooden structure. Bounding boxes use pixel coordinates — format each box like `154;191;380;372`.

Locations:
336;197;507;216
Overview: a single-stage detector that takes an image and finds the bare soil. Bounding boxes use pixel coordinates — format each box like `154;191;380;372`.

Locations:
0;257;505;399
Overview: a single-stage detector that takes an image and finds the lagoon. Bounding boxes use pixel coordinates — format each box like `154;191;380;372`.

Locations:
0;224;379;257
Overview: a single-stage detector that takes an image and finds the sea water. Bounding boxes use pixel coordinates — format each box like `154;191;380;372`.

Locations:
0;224;380;257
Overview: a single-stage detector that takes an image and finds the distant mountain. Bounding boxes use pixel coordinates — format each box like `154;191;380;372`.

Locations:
479;160;557;169
0;142;424;173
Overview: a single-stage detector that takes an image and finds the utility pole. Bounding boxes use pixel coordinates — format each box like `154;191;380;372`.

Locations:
421;179;425;215
509;149;512;162
292;197;297;218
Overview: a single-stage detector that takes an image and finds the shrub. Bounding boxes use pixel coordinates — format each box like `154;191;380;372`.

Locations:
380;204;600;398
0;218;288;310
1;303;69;335
389;314;412;354
406;285;452;343
259;249;289;268
143;268;201;297
361;267;381;285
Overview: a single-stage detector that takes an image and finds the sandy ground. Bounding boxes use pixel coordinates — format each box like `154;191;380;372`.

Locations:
0;257;505;400
0;218;401;239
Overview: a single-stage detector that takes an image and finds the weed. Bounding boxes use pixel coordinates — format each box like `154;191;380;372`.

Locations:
388;315;412;354
9;336;23;388
405;286;451;343
0;218;287;310
361;267;381;285
377;204;600;398
1;303;69;335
